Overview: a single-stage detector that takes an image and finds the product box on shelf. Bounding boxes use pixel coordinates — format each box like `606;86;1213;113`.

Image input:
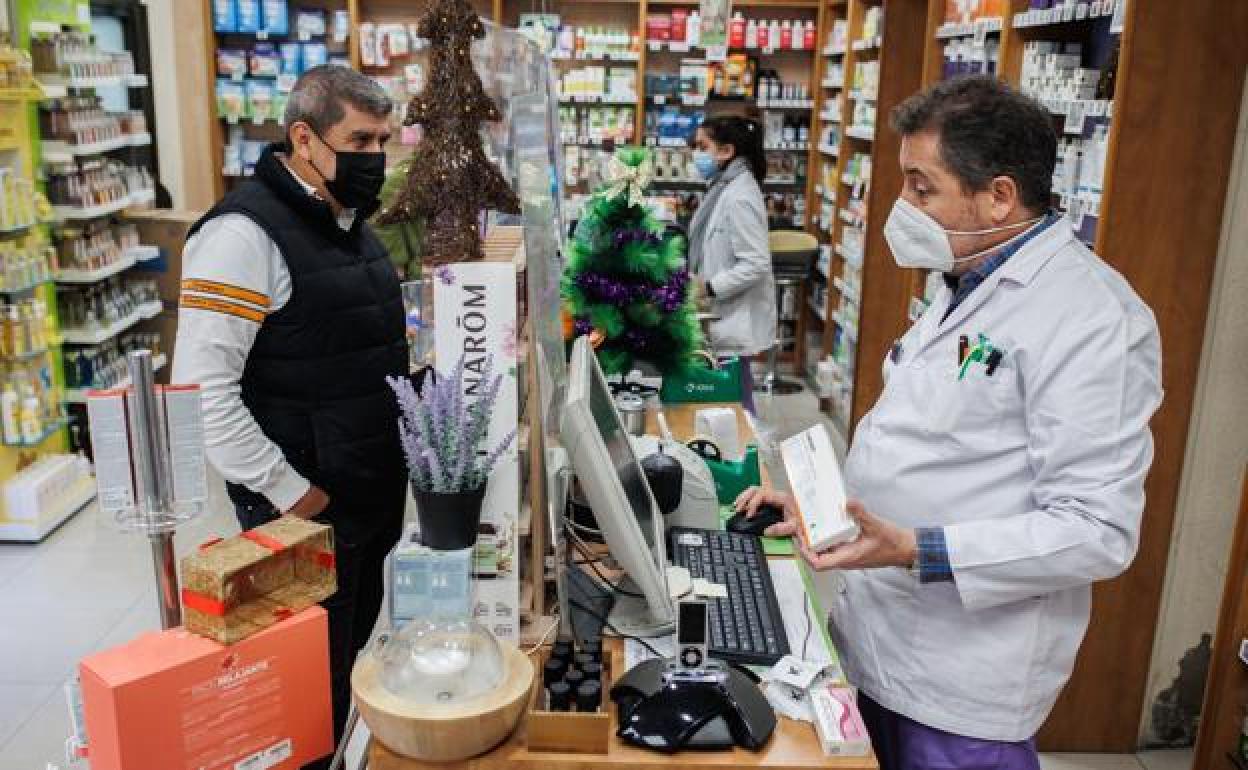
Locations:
180;516;336;645
80;606;333;770
433;257;522;644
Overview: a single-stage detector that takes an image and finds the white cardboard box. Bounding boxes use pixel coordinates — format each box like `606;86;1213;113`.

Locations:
433;262;522;644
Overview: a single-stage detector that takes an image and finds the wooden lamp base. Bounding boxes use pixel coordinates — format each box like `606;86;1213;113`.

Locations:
352;643;535;762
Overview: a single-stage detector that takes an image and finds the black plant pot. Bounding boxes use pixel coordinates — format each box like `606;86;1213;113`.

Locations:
413;485;486;551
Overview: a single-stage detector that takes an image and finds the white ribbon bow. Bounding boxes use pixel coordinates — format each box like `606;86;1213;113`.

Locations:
603;154;655;209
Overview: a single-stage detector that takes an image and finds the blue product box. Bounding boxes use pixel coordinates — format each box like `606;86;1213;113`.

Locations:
213;0;238;33
235;0;261;33
279;43;301;75
260;0;289;37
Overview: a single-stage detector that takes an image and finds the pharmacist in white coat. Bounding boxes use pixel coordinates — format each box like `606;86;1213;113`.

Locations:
687;115;776;410
737;76;1162;770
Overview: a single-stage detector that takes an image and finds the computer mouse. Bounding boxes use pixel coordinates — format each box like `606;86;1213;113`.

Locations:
725;503;786;536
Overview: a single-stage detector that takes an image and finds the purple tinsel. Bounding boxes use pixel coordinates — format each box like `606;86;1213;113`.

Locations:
613;228;663;250
574;318;593;336
574;268;691;314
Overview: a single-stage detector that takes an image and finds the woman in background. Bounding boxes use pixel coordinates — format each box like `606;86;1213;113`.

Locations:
687;115;776;411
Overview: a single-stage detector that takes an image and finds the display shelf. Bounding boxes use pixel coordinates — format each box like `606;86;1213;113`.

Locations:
52;189;155;221
844;125;875;141
1;345;53;363
558;95;639;106
765;143;812;152
0;220;38;235
1012;1;1121;29
40;132;153;164
823;45;848;56
0;476;95;543
821;77;845;89
54;252;141;284
756;98;815;110
935;17;1003;39
63;352;167;404
0;277;52;295
1;416;71;450
61;301;162;346
819;143;840;157
35;73;148;97
852;35;882;51
551;51;641;62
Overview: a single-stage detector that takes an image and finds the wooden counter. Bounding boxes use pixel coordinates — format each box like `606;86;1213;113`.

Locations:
368;401;875;769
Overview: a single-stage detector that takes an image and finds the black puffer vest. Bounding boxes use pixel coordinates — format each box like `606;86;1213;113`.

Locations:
189;144;408;535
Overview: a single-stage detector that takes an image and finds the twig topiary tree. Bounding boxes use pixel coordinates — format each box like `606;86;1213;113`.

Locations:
377;0;521;264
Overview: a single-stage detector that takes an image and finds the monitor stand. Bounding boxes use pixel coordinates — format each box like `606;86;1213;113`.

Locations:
607;574;676;638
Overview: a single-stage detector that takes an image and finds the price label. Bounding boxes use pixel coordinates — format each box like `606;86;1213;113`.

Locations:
648;41;661;52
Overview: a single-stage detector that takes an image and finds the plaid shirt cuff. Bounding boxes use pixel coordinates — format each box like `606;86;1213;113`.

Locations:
916;527;954;584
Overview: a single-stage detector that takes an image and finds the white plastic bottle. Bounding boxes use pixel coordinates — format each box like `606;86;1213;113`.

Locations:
687;10;701;48
745;18;759;49
19;383;40;444
1;381;19;444
769;20;783;52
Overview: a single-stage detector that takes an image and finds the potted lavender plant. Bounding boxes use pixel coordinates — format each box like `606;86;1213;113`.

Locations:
388;355;515;551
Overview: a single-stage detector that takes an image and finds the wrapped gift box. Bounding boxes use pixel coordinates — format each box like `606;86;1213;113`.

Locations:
181;516;336;644
80;606;333;770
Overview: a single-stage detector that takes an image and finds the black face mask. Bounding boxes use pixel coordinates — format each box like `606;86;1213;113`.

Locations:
307;127;386;211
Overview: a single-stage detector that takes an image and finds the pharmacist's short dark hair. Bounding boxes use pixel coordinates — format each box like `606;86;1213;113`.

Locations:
891;75;1056;212
283;65;392;135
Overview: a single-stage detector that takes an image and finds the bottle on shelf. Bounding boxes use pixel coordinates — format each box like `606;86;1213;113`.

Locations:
758;17;770;50
19;381;40;443
804;21;817;50
0;379;17;443
769;20;783;51
687;11;701;48
780;21;793;50
729;12;747;49
745;18;758;50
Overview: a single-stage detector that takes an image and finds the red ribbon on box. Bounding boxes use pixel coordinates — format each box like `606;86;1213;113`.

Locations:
181;589;228;617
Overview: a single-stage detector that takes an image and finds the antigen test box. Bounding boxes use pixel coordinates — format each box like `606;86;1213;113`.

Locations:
781;425;858;552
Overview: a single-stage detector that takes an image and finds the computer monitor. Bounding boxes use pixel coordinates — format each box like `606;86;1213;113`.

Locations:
560;336;675;637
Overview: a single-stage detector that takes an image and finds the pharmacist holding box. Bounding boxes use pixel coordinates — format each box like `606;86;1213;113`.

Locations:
736;76;1162;770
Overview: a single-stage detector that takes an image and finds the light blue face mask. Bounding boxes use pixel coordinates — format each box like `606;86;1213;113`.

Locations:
693;150;720;180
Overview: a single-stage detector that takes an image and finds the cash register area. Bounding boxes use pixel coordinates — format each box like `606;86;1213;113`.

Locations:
0;388;1191;770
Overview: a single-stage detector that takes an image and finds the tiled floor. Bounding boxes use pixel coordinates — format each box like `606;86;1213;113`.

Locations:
0;391;1195;769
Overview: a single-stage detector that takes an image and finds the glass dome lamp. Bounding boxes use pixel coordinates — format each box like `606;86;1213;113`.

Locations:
379;617;505;704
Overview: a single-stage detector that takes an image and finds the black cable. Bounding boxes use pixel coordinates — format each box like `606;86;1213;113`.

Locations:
569;598;664;658
566;526;646;598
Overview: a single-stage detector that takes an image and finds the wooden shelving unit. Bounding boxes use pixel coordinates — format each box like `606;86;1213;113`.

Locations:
1194;469;1248;770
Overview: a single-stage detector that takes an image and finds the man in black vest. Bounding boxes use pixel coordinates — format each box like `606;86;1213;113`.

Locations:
173;66;408;763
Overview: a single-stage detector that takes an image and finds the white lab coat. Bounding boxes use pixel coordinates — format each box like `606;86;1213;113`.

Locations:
823;218;1162;741
694;172;776;357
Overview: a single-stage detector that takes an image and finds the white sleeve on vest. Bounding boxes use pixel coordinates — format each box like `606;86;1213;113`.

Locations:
171;214;308;512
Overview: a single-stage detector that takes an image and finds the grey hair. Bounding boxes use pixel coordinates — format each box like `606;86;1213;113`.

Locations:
283;65;393;135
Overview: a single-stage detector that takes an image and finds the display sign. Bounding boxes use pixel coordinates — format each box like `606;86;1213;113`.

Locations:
433;262;522;644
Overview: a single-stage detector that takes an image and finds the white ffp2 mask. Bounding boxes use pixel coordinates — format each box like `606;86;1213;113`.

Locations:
883;197;1044;272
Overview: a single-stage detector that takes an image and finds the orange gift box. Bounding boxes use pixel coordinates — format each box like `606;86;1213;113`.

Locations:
79;606;333;770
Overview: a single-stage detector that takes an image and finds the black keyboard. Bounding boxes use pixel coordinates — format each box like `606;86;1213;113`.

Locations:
668;526;790;666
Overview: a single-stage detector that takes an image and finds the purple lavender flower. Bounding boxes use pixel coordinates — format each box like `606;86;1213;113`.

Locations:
435;265;455;286
386;352;516;494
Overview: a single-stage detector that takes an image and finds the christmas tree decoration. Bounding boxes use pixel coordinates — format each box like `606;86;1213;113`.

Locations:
562;146;704;377
377;0;521;264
